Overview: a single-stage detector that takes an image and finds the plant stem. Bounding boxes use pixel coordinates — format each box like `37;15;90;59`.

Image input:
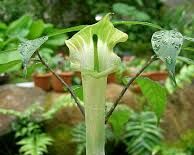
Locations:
82;75;107;155
37;52;85;117
105;55;158;123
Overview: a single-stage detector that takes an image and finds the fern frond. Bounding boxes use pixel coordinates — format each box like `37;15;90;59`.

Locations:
17;133;53;155
123;111;163;155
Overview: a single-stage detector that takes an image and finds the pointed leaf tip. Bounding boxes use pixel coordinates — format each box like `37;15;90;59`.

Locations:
151;30;183;84
19;36;48;70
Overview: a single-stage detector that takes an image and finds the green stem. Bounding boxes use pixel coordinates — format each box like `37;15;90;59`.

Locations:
82;75;107;155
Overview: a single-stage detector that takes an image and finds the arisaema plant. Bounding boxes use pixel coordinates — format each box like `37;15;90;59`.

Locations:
65;14;128;155
1;13;192;155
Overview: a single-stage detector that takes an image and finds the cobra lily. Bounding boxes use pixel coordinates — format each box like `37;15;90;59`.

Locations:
65;14;128;155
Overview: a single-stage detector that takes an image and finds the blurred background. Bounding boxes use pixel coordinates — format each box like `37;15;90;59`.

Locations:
1;0;194;155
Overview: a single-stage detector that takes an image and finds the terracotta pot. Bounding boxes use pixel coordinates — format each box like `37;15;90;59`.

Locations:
129;71;168;94
107;73;117;84
33;73;52;91
141;71;168;81
51;72;74;92
129;71;168;81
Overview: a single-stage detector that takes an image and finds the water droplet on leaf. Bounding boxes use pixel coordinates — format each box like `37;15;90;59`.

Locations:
165;56;172;64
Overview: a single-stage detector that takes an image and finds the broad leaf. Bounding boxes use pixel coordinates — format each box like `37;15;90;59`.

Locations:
45;34;67;47
0;50;21;64
109;104;131;140
136;77;167;119
65;14;128;78
151;30;184;84
19;36;48;69
28;20;45;39
0;60;21;73
0;49;22;73
7;15;32;38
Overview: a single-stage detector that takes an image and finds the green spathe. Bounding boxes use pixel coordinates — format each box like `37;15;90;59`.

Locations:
66;14;128;155
65;14;128;77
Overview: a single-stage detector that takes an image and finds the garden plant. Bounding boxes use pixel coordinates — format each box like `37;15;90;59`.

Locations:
1;12;194;155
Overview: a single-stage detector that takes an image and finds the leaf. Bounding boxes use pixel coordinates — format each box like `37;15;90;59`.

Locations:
0;60;22;73
113;21;162;29
136;77;167;119
45;34;67;47
17;133;53;155
7;15;32;38
48;25;87;37
113;3;136;16
151;30;184;84
0;50;21;64
0;49;22;73
109;104;131;140
19;36;48;69
177;56;194;65
65;13;128;77
28;20;45;39
113;2;150;21
73;86;83;101
124;111;163;155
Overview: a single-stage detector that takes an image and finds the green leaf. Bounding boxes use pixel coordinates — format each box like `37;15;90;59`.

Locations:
0;22;7;31
7;15;32;38
19;36;48;69
0;50;21;64
124;111;163;155
45;34;67;47
109;104;131;140
113;21;162;29
48;25;87;37
113;3;136;16
113;2;150;21
17;133;53;155
0;60;22;73
65;13;128;77
0;49;22;73
28;20;45;39
136;77;167;119
177;56;194;65
151;30;184;84
73;86;83;101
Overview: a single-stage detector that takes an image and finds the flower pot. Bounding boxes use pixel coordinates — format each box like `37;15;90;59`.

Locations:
128;71;168;94
51;72;74;92
141;71;168;81
33;73;52;91
129;71;168;81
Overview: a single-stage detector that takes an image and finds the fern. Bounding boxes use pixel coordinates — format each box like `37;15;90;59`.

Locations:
17;133;53;155
123;111;163;155
71;123;86;155
43;94;83;120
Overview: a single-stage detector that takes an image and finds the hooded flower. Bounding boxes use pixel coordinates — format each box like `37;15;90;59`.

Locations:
65;14;128;78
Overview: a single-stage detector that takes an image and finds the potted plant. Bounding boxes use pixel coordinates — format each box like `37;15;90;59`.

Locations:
50;54;74;92
33;66;52;91
124;58;168;93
